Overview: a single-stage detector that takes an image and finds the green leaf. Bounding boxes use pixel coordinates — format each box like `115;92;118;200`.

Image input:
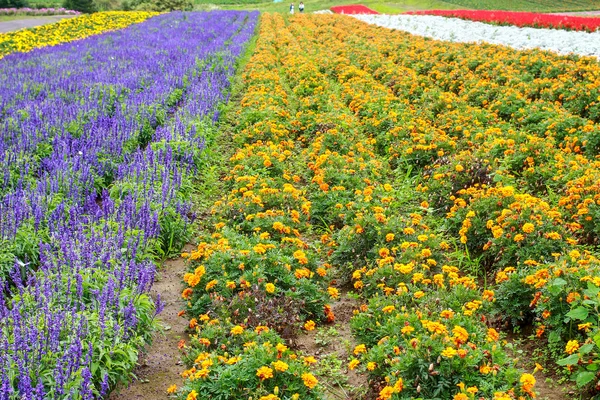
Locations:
557;354;579;366
594;333;600;349
580;343;595;355
587;363;599;372
566;306;589;321
576;371;596;387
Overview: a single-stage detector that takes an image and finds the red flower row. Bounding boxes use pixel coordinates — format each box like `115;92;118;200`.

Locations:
406;9;600;32
330;4;379;15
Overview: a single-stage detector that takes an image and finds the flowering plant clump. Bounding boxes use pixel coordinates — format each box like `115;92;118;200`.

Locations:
0;10;257;398
176;319;323;400
0;11;157;59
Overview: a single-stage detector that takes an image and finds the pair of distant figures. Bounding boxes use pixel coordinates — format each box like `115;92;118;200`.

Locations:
290;2;304;13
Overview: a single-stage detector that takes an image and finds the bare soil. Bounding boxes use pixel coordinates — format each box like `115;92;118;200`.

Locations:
109;246;193;400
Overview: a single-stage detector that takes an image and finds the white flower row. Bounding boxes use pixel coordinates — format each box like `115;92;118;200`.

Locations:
353;14;600;59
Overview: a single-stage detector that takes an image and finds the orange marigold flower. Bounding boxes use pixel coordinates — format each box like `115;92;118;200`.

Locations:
167;384;177;394
301;373;318;389
304;320;316;331
522;223;535;234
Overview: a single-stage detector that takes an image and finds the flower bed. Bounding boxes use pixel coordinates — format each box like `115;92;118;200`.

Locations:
0;10;258;399
354;14;600;59
330;4;378;14
0;11;157;59
0;7;80;16
407;9;600;32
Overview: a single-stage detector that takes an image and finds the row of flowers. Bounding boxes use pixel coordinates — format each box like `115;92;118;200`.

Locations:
0;11;157;59
0;7;80;15
173;13;551;400
0;11;258;399
330;4;378;14
406;9;600;32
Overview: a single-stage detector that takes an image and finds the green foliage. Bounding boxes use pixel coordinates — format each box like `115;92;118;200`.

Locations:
63;0;97;13
0;0;29;7
123;0;192;11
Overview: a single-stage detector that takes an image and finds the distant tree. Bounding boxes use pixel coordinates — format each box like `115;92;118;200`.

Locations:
149;0;193;11
63;0;97;13
0;0;29;7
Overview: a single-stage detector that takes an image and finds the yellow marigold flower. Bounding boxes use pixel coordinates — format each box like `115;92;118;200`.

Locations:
205;279;218;291
565;340;579;354
226;281;236;289
379;386;394;399
167;384;177;394
480;364;491;374
348;359;360;370
522;223;535;234
413;291;425;299
255;325;269;334
366;362;376;371
303;356;317;365
486;328;500;342
260;395;279;400
265;283;275;294
230;325;244;335
578;322;592;331
328;287;339;299
455;164;464;172
276;343;288;353
441;347;457;358
304;320;316;331
256;366;274;380
186;390;198;400
386;233;395;242
513;233;525;242
520;373;536;393
354;344;367;355
467;386;478;394
453;394;468;400
382;305;395;313
453;326;469;343
272;360;289;372
301;373;318;389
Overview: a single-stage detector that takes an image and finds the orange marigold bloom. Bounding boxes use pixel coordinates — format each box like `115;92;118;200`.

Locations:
301;373;318;389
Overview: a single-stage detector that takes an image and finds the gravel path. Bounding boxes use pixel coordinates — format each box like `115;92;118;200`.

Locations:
354;14;600;59
0;15;77;33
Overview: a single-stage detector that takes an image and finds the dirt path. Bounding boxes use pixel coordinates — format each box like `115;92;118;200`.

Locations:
109;247;192;400
0;15;76;33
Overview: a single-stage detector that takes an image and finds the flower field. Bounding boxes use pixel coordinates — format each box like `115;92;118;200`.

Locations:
3;7;600;400
171;12;600;400
407;9;600;32
0;10;257;399
0;11;156;59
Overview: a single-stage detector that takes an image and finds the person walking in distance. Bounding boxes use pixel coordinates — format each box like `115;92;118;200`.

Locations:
299;1;304;12
290;2;294;13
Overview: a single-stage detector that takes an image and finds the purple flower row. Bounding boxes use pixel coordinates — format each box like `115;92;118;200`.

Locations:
0;8;80;15
0;10;258;399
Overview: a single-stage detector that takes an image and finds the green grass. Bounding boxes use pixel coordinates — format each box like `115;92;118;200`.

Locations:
194;0;600;13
